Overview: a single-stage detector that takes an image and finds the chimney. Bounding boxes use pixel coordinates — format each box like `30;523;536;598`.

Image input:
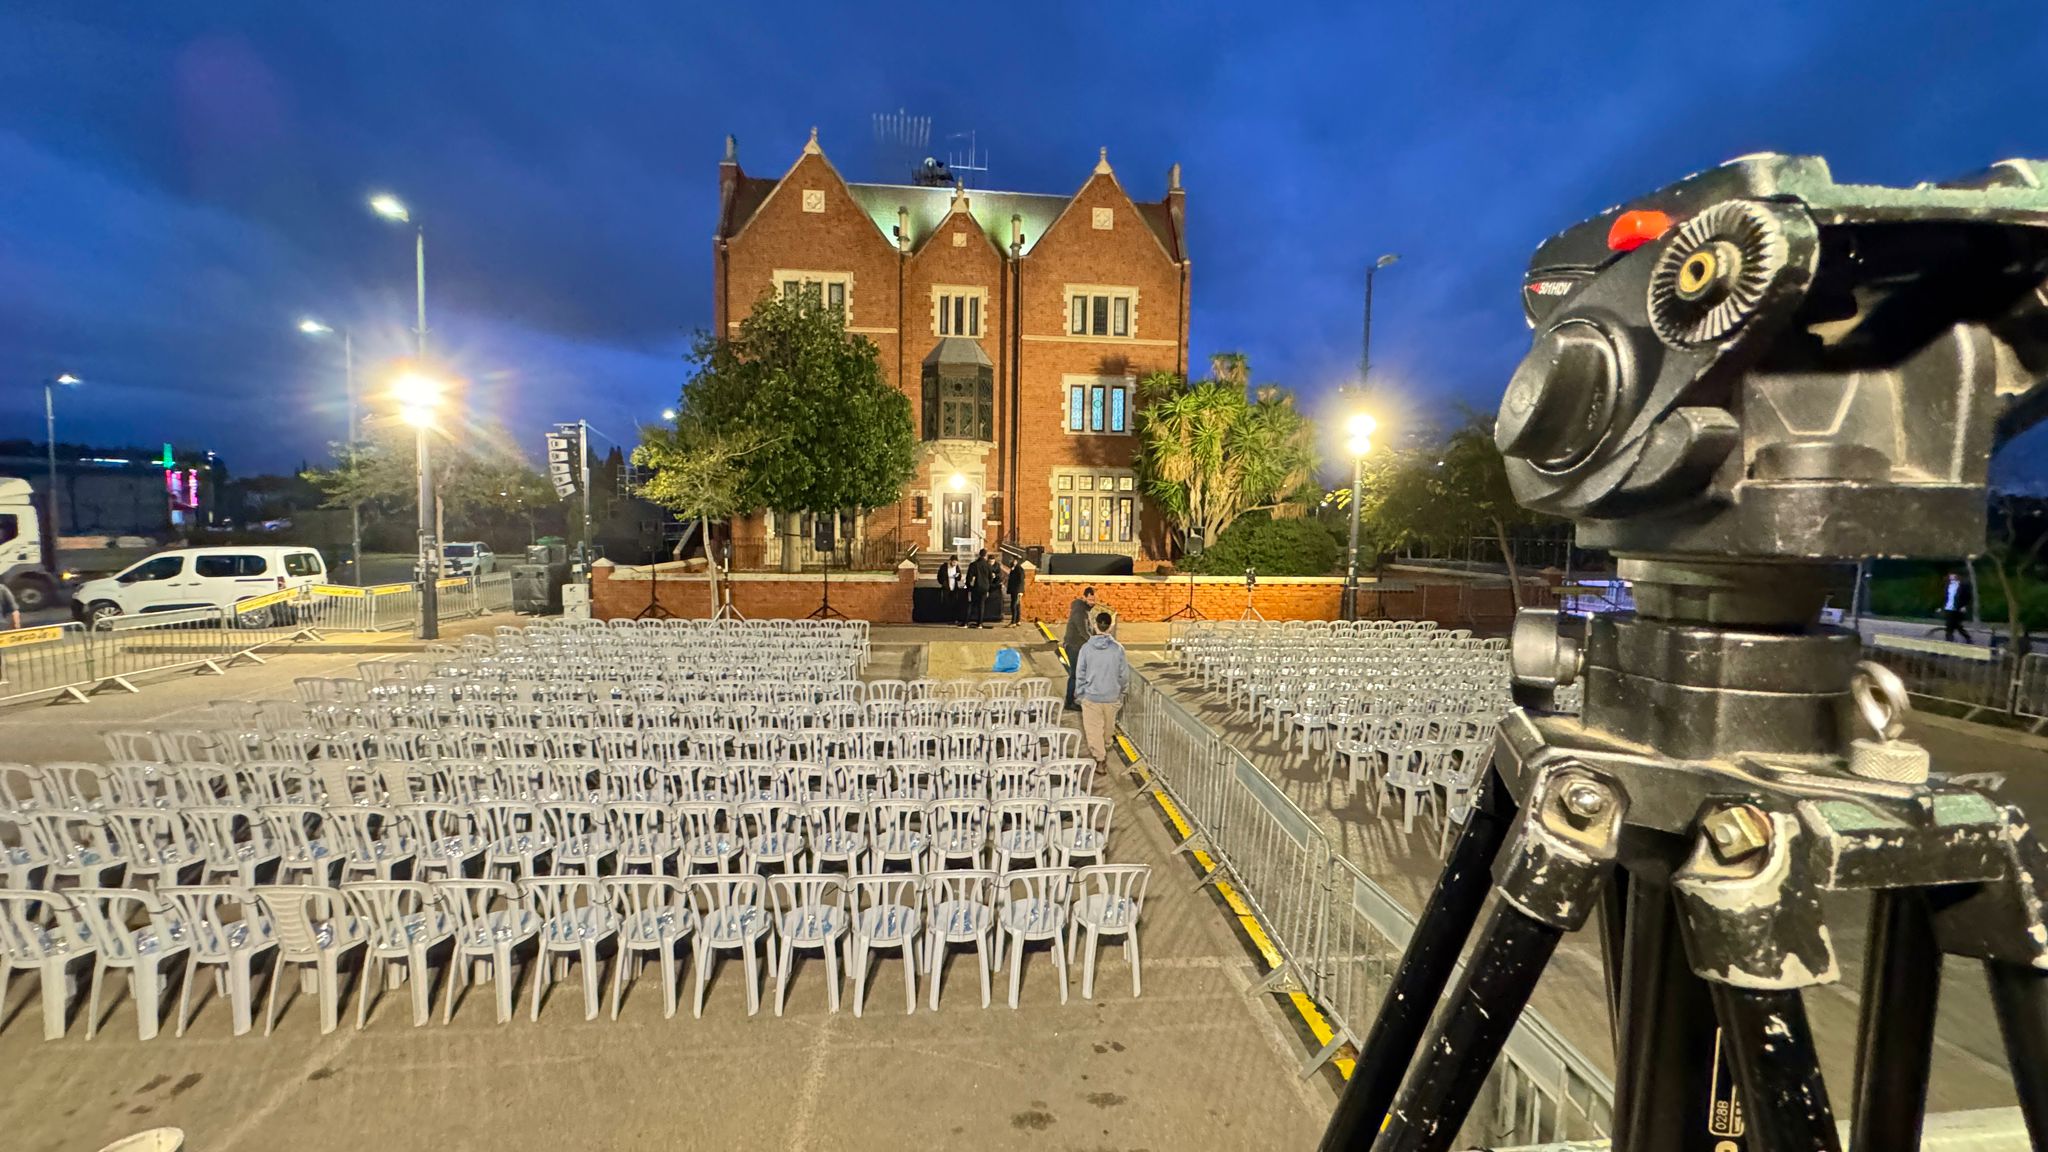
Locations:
1010;213;1024;256
718;135;740;234
897;206;911;253
1166;162;1186;261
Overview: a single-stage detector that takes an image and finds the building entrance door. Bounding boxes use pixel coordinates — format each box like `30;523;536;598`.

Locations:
942;493;974;552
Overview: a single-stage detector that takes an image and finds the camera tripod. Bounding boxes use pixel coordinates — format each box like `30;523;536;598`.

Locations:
1322;155;2048;1151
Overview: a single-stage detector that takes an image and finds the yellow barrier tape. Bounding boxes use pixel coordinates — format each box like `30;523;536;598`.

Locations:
435;576;470;589
366;583;413;596
311;584;365;597
0;624;67;650
1114;729;1357;1080
232;588;296;613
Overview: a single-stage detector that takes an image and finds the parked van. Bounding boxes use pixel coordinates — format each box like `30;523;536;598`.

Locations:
71;546;328;625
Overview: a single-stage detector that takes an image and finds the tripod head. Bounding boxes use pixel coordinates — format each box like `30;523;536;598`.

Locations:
1500;154;2048;565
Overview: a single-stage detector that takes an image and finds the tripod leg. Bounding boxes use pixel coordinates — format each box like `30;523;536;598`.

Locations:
1706;984;1841;1152
1611;868;1724;1152
1368;899;1569;1151
1319;782;1513;1152
1986;959;2048;1145
1848;890;1939;1152
1598;864;1629;1052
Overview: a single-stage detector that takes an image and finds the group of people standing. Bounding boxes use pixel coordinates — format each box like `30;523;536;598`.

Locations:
934;549;1026;628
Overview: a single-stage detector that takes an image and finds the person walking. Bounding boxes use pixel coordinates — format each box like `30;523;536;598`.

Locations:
1061;585;1097;707
0;582;17;631
1940;570;1974;644
966;550;992;629
1005;560;1026;626
1074;610;1131;776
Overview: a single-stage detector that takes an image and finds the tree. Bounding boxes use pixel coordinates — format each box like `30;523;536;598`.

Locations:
301;420;551;547
632;424;768;609
1984;493;2048;656
1186;513;1340;576
1134;353;1320;556
678;291;916;570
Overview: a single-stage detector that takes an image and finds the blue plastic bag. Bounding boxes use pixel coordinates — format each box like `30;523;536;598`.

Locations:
992;647;1022;674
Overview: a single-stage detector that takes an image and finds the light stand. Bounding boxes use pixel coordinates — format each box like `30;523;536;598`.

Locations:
806;548;846;621
1240;567;1264;620
712;540;744;622
1163;566;1206;623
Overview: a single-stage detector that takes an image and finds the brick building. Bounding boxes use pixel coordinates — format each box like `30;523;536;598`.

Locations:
713;129;1190;565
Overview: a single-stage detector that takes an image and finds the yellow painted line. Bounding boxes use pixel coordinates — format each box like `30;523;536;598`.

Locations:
1037;620;1069;667
1114;729;1356;1079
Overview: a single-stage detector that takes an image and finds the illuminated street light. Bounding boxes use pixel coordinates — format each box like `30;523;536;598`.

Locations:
44;373;83;556
386;368;449;639
299;318;360;582
661;408;678;421
1343;409;1377;621
369;193;428;357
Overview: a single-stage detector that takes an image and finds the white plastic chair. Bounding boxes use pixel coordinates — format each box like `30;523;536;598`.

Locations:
345;880;454;1028
1068;864;1150;999
864;800;926;872
767;873;849;1016
402;803;486;880
182;806;282;888
257;885;367;1035
923;869;996;1010
161;884;275;1037
259;804;340;886
926;800;989;870
799;801;865;873
434;878;538;1024
603;875;693;1020
997;868;1071;1008
677;801;740;874
0;887;92;1039
520;875;618;1021
477;801;553;879
992;800;1052;871
34;811;127;888
1050;796;1114;867
323;806;418;881
849;873;921;1017
606;802;680;874
67;887;191;1040
687;873;772;1017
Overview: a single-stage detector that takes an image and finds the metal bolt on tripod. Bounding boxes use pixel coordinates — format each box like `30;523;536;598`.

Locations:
1322;155;2048;1152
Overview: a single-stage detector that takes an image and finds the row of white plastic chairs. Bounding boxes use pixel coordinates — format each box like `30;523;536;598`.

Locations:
1;793;1117;895
2;863;1143;1039
350;670;1052;704
94;720;1087;770
322;697;1070;737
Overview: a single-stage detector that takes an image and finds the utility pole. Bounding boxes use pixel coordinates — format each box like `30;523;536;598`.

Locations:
579;419;593;565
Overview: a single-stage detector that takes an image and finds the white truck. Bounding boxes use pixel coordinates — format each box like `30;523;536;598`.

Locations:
0;477;60;612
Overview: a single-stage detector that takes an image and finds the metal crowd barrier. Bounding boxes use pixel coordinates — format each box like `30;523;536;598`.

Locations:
1121;669;1615;1147
0;621;95;704
476;572;514;614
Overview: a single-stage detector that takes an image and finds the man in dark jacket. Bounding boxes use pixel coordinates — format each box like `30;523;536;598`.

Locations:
936;557;961;625
1940;570;1974;643
1005;560;1027;626
965;550;992;628
1062;585;1097;706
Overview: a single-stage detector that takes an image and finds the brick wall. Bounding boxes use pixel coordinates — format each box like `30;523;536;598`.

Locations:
1025;573;1533;630
592;561;916;622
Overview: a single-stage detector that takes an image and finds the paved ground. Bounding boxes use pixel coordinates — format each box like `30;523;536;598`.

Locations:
0;622;1332;1152
1135;649;2038;1119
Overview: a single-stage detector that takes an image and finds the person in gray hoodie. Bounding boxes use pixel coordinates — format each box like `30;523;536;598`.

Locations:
1073;610;1132;772
1061;586;1097;706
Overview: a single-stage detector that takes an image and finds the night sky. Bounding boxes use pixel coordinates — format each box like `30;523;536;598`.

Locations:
5;3;2048;482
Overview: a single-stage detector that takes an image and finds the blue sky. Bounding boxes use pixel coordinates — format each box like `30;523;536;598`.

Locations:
4;2;2048;480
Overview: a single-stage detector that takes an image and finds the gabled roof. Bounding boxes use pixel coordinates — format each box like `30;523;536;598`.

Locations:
718;141;1183;261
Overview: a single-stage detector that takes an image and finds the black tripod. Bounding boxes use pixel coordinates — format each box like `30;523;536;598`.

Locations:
1163;568;1206;623
632;537;674;620
806;550;846;621
1322;153;2048;1152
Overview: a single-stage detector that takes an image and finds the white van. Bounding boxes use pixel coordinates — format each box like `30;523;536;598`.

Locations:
71;546;327;624
441;541;495;577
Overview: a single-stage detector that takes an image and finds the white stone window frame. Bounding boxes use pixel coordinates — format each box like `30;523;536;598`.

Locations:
1048;466;1140;548
1064;284;1138;339
773;270;854;322
930;285;988;338
1061;373;1137;437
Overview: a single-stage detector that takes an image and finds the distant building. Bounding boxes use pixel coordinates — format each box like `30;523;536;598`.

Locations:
0;442;224;539
713;129;1191;564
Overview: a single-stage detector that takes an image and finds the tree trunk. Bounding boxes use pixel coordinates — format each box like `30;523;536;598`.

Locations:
779;511;801;573
1493;517;1524;610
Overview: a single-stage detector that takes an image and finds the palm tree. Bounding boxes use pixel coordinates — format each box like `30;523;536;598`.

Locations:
1134;355;1319;554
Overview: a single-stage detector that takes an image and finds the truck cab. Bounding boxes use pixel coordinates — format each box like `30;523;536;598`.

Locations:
0;477;58;612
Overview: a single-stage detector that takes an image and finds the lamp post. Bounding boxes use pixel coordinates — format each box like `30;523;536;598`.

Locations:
299;319;362;584
1343;413;1376;621
43;373;80;562
369;194;426;357
1361;253;1401;394
392;371;444;639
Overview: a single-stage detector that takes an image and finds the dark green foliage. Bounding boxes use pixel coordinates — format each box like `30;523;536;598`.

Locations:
1185;512;1341;577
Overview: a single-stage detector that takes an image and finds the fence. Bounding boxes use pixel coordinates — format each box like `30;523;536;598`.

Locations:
1120;670;1613;1147
1859;634;2048;726
0;576;511;707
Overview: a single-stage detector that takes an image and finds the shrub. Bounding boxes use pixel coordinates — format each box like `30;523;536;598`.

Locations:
1186;513;1340;577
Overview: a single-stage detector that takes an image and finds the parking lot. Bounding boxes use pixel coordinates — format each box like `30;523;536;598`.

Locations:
0;628;1333;1152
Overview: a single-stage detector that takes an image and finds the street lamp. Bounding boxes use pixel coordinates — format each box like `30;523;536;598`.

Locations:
369;193;427;357
43;373;81;559
1343;412;1377;621
298;318;362;584
389;370;446;639
1361;253;1401;399
661;408;677;422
